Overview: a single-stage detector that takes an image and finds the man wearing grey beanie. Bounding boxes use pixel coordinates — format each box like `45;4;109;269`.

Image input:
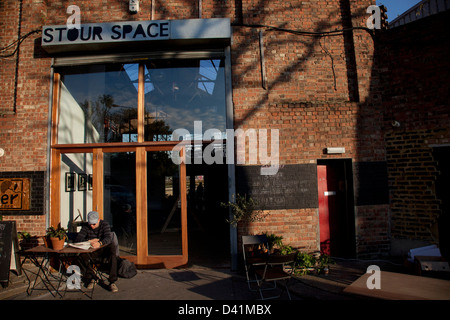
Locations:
75;211;119;293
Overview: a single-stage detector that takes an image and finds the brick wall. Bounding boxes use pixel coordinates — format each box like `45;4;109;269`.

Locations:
0;1;20;117
2;215;47;239
379;10;450;250
356;205;390;258
237;208;319;252
0;0;391;257
386;129;447;241
0;0;51;235
230;0;386;256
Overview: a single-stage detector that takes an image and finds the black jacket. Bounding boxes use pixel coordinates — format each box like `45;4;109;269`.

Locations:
75;220;113;246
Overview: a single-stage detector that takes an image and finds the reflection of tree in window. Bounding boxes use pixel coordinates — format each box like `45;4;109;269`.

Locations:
79;94;138;143
59;63;139;144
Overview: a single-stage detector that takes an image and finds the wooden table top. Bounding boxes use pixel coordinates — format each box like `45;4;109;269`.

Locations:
344;270;450;300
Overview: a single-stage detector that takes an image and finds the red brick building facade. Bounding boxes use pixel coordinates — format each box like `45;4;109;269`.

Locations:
1;0;448;268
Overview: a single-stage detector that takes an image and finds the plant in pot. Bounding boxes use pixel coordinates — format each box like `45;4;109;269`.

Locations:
263;232;284;254
221;193;268;228
18;231;40;250
317;253;334;275
46;224;68;250
295;252;317;275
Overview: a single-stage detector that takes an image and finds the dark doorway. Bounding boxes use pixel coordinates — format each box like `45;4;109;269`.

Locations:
317;159;356;258
186;160;230;268
433;146;450;262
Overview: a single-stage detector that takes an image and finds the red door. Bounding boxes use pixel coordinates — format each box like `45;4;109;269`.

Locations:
317;165;337;255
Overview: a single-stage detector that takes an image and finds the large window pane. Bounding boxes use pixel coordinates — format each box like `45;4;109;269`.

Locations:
144;59;226;141
57;63;139;144
104;152;137;256
147;150;182;255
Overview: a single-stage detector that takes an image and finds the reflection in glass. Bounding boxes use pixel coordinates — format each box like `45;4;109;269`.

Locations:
60;153;93;232
147;150;182;255
57;59;227;145
57;64;138;144
144;59;226;141
104;152;137;256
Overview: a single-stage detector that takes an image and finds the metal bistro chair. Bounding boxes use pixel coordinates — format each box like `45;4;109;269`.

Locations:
254;252;297;300
242;235;274;292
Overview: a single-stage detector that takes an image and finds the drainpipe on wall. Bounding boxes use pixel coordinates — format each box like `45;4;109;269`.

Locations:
12;0;24;115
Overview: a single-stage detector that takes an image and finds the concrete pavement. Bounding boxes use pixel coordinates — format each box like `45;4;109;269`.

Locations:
4;260;448;320
5;256;448;301
5;266;301;300
0;258;394;301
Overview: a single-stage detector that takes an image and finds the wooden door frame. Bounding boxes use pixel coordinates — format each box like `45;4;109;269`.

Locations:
49;64;189;268
141;146;188;268
51;145;188;268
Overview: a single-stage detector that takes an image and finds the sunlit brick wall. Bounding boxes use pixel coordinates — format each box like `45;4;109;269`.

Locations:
1;0;386;257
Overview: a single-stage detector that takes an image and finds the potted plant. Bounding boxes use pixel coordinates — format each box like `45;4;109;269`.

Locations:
46;224;68;250
221;194;268;228
317;253;334;275
18;231;40;250
295;252;317;275
263;232;284;254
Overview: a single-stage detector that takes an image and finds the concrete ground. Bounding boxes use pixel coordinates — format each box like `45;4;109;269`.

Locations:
2;256;448;302
4;266;297;301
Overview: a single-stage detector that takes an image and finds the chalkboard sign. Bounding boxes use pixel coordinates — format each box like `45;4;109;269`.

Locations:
236;164;319;210
0;221;21;287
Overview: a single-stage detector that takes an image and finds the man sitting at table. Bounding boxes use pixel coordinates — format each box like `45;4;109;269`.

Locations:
75;211;119;293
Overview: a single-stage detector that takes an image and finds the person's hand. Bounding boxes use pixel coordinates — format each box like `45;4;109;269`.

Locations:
89;239;100;247
92;241;101;248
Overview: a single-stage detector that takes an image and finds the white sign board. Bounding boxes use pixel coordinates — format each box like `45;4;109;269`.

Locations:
41;18;231;53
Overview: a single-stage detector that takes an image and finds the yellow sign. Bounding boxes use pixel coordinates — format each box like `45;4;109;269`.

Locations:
0;178;30;210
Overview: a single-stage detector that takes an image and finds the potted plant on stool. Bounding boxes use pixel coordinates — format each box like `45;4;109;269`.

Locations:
46;224;68;250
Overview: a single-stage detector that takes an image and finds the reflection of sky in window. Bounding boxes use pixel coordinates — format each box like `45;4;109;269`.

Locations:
198;60;219;94
124;64;153;94
123;64;140;92
144;65;154;93
125;60;220;95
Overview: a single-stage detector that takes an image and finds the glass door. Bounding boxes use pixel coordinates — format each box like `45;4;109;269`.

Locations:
103;151;137;257
147;149;182;255
144;147;188;268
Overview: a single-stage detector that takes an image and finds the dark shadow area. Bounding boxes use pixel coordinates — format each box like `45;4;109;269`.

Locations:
317;159;356;258
186;160;231;268
339;0;360;102
433;146;450;262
